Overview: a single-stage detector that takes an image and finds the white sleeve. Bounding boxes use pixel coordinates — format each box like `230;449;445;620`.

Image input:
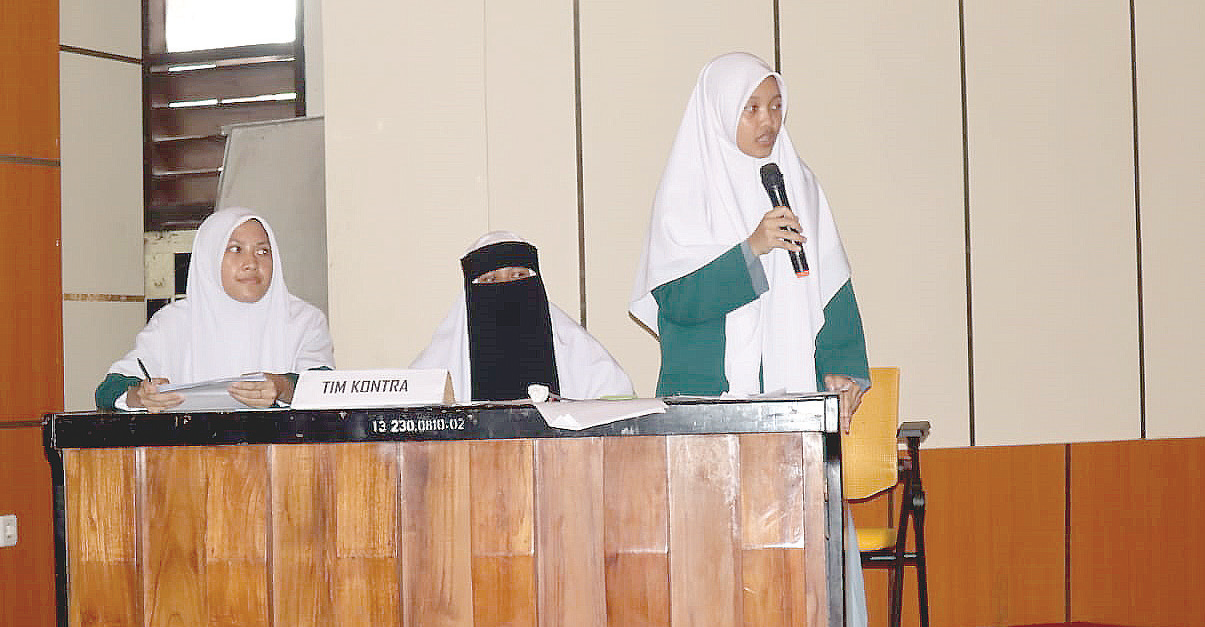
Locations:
293;306;335;371
551;307;635;400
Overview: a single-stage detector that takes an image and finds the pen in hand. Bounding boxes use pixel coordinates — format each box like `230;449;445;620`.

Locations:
132;359;182;412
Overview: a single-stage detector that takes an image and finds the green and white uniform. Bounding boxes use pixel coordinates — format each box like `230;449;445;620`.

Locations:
630;52;869;627
630;53;869;398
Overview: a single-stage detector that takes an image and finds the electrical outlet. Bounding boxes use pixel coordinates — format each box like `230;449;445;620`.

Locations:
0;515;17;548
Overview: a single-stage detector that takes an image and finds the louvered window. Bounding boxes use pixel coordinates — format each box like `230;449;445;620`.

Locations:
144;0;304;231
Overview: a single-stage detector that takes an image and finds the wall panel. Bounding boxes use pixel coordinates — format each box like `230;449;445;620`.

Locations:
0;427;57;627
482;0;580;315
780;1;969;447
1133;0;1205;439
323;0;489;369
59;54;143;296
578;0;773;396
0;163;63;422
59;50;145;412
0;1;58;158
1;3;61;626
1070;438;1205;626
58;0;141;58
62;301;146;411
964;0;1140;445
920;445;1065;627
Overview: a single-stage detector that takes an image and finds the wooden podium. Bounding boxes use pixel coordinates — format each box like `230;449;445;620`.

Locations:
44;396;846;627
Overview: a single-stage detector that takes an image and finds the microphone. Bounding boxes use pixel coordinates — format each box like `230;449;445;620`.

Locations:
759;163;809;277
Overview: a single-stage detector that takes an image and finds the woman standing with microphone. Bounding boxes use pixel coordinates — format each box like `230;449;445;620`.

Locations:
629;52;872;626
630;51;869;427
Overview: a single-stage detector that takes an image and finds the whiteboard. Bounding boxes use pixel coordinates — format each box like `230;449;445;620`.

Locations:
216;116;328;314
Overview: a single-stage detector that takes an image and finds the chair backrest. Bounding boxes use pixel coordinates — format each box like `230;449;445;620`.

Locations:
842;366;900;501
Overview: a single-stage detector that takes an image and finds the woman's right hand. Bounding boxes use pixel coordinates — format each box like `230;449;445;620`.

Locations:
127;378;184;413
747;206;805;256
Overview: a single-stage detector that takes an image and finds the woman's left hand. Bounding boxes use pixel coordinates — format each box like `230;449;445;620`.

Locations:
228;373;295;408
824;374;866;434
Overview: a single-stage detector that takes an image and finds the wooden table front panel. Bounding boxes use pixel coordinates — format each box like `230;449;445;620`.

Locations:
64;433;829;627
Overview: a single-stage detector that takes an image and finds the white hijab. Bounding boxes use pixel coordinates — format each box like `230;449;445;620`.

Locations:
629;52;852;395
109;207;334;383
412;231;634;401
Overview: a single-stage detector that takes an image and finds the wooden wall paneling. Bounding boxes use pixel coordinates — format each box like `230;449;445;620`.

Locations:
920;445;1066;627
602;436;670;627
738;433;809;627
534;437;606;627
271;444;337;626
399;441;473;626
1070;438;1205;627
0;427;56;627
1133;0;1205;438
469;440;536;627
149;101;298;140
963;0;1140;445
65;448;140;626
333;442;400;627
143;447;207;626
0;164;63;423
0;1;58;158
667;434;742;626
205;446;270;627
65;448;139;622
801;431;832;627
148;62;298;106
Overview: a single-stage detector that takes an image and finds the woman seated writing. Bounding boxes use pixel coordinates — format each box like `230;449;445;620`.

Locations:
95;207;335;412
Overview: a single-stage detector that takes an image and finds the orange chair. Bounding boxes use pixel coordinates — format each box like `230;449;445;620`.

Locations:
843;367;931;627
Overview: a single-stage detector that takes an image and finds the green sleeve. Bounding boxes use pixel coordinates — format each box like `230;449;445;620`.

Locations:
97;367;333;411
814;279;870;389
652;243;763;325
282;365;333;388
95;373;141;410
652;244;764;396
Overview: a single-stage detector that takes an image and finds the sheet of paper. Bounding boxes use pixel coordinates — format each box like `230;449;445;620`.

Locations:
159;373;267;411
533;398;668;430
158;373;266;393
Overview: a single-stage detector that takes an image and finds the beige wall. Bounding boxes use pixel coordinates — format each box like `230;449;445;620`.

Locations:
320;0;1197;447
1134;0;1205;440
578;2;775;399
781;1;969;445
59;0;145;411
964;1;1140;446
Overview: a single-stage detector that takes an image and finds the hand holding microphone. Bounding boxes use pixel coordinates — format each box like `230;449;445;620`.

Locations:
755;163;809;277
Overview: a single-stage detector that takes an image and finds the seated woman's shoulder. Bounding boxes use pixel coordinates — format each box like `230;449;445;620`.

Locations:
287;295;329;324
144;299;190;329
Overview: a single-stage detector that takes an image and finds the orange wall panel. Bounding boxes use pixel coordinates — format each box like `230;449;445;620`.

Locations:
0;163;63;423
915;445;1067;627
0;426;57;627
0;0;59;159
1071;438;1205;627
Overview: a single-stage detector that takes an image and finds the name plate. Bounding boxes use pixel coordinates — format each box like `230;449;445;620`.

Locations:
291;369;454;409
